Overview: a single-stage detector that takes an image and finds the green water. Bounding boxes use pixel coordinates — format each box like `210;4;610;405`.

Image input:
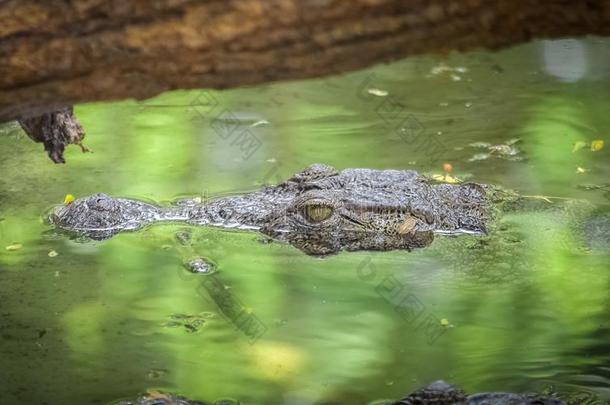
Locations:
1;38;610;404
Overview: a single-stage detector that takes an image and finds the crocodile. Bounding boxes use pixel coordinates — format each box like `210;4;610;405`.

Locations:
113;381;567;404
393;380;565;405
50;163;497;255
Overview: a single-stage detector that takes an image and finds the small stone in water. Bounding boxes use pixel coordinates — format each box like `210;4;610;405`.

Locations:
186;257;215;274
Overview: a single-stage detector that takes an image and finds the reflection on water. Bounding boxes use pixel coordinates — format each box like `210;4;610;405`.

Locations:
0;38;609;404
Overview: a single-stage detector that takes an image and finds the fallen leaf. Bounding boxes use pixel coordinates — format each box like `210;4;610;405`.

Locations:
251;120;269;127
572;141;587;152
440;318;450;326
591;140;604;151
367;88;388;97
63;194;75;204
468;153;490;162
5;243;22;251
576;167;587;174
48;250;58;257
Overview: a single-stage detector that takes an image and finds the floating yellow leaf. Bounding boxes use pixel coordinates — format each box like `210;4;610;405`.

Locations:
48;250;58;258
572;141;587;152
440;318;450;326
591;140;604;151
63;194;75;204
5;243;22;251
432;174;460;184
576;167;587;174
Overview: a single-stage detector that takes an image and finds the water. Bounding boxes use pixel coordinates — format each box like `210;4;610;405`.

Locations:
1;38;609;404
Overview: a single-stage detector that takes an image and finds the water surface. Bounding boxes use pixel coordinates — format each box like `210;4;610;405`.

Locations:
1;38;609;404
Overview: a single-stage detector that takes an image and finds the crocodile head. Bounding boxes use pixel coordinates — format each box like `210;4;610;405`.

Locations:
257;164;488;255
51;193;160;240
259;189;436;255
49;164;491;255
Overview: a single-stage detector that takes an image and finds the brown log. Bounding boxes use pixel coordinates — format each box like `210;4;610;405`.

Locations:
2;1;610;162
2;0;610;122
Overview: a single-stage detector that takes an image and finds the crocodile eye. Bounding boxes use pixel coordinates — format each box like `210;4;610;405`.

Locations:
303;204;333;222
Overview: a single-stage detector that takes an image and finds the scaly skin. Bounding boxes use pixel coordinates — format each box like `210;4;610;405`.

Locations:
111;381;567;404
393;380;565;404
50;164;492;255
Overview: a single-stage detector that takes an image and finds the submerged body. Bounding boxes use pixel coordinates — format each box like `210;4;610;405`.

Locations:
113;381;565;404
51;164;493;255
